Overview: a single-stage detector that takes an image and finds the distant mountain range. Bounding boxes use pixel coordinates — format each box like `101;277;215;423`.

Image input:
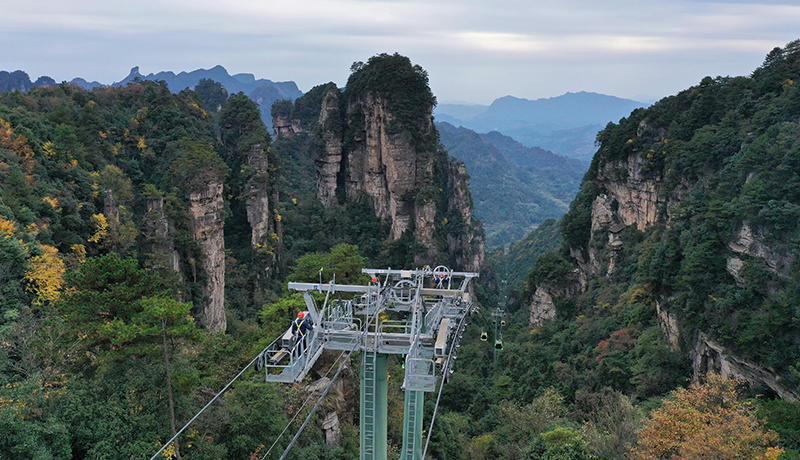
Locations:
435;92;649;161
437;121;587;246
112;66;303;129
0;70;105;92
0;66;303;130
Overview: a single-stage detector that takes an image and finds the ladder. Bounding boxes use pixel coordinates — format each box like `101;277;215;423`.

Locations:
401;390;424;460
362;350;377;459
361;311;387;460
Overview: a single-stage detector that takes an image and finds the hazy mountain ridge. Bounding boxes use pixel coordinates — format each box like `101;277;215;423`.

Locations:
436;91;648;161
113;65;302;100
115;66;303;129
0;66;304;130
0;70;101;92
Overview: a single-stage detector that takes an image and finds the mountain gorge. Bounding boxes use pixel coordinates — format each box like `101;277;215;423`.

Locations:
438;122;585;246
0;53;487;458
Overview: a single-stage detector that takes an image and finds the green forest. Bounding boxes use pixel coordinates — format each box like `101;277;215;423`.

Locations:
437;123;586;247
1;45;800;460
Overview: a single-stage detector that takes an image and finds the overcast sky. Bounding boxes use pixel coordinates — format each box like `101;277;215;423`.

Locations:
4;0;799;104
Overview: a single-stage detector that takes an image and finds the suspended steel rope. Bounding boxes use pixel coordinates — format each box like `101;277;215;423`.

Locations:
149;349;266;460
260;336;359;460
276;337;362;460
421;305;470;459
264;307;380;460
149;296;373;460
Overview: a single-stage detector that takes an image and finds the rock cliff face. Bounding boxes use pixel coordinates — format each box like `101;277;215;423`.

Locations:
188;178;226;333
316;88;343;208
273;114;303;140
444;159;486;272
333;92;482;269
593;152;661;233
528;287;557;326
692;332;799;401
142;197;180;274
573;151;800;397
727;223;794;275
343;94;435;244
529;112;800;397
245;144;272;247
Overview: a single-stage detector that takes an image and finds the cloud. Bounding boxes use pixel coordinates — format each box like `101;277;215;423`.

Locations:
2;0;797;102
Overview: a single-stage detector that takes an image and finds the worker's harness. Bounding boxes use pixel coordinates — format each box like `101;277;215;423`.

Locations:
294;318;307;338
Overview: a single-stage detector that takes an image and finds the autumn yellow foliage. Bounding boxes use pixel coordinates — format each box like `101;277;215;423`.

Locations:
629;376;783;460
88;213;109;243
23;245;65;305
0;216;15;237
42;196;60;209
71;244;87;263
42;141;57;157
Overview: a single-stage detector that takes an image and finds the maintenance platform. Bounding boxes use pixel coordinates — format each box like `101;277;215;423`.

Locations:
256;265;478;460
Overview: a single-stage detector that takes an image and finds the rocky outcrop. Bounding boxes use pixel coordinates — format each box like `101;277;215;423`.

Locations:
725;257;746;286
593;152;661;232
142;197;180;274
569;151;663;283
526;273;583;326
445;159;485;272
528;287;557;326
274;58;484;271
344;94;434;244
728;223;794;274
103;190;119;225
245;144;271;247
273;114;303;140
312;91;483;268
316;88;343;208
308;376;345;448
188;179;226;333
692;332;799;401
322;412;342;448
656;301;680;352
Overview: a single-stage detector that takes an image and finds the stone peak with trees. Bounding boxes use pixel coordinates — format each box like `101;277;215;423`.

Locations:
272;53;485;272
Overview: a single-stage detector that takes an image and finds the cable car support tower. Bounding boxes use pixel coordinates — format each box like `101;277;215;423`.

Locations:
257;266;478;460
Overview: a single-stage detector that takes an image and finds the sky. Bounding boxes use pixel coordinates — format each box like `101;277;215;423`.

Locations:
3;0;799;105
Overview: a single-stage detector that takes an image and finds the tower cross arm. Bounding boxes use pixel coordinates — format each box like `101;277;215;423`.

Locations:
287;282;374;293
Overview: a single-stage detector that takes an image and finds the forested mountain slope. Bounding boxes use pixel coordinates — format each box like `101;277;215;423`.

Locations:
0;80;290;457
428;41;800;460
438;122;585;246
524;39;800;401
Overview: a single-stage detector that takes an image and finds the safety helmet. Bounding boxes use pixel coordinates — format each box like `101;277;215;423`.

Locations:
297;312;305;318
